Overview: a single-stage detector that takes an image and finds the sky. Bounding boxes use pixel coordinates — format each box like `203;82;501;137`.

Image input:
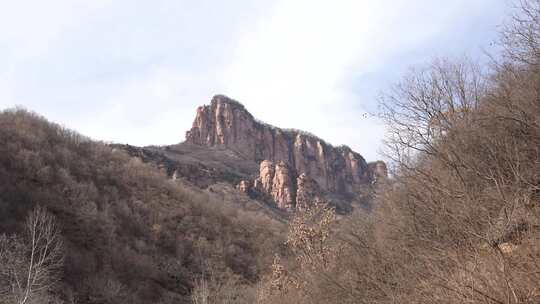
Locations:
0;0;511;161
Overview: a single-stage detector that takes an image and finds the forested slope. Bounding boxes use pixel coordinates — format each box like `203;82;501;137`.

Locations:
0;109;284;303
255;2;540;303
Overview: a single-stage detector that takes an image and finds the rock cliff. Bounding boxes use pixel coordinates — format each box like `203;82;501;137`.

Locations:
187;95;385;211
236;161;323;212
186;96;376;187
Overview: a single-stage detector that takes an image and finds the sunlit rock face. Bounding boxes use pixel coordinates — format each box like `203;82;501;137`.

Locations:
241;161;322;212
186;95;386;211
252;160;293;210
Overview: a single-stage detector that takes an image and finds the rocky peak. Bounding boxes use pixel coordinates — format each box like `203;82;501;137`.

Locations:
186;95;386;211
186;95;252;147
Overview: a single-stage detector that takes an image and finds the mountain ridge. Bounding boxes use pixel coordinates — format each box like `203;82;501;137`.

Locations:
186;95;383;192
184;94;386;211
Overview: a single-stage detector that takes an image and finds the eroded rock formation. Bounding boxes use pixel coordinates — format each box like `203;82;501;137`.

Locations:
240;160;322;211
236;180;251;193
187;96;379;187
186;95;386;211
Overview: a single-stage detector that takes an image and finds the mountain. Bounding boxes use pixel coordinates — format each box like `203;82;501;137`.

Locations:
3;3;540;303
0;96;384;303
122;95;386;214
185;95;387;212
185;95;385;191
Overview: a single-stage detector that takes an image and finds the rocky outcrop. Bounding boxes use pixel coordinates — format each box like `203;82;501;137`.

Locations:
239;160;323;212
236;180;251;193
255;160;276;194
186;95;384;193
270;161;295;210
367;161;388;184
251;160;295;210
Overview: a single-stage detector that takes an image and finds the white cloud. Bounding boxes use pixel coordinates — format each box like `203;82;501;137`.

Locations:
0;0;509;161
219;0;507;160
76;65;215;145
0;1;111;62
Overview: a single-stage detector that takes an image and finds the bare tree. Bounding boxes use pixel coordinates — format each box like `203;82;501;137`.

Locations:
501;0;540;65
256;204;340;304
190;260;255;304
255;2;540;303
379;57;485;169
0;206;64;304
191;277;210;304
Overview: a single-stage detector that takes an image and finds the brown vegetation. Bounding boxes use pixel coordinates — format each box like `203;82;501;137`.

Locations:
0;108;285;303
0;207;64;304
257;1;540;303
1;1;539;304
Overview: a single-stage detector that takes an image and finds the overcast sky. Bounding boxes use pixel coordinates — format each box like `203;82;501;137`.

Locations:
0;0;510;161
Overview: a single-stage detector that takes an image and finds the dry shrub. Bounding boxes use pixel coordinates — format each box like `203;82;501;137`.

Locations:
259;2;540;303
0;207;64;304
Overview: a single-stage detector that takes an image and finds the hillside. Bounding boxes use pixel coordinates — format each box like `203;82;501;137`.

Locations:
251;3;540;302
117;96;386;216
1;1;539;304
0;109;285;303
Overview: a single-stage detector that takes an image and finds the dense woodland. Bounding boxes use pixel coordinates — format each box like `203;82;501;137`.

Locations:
1;1;540;303
0;108;285;303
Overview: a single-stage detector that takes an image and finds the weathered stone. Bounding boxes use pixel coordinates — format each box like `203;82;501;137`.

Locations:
185;95;383;193
258;160;275;193
271;161;295;210
236;180;251;193
237;160;324;212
